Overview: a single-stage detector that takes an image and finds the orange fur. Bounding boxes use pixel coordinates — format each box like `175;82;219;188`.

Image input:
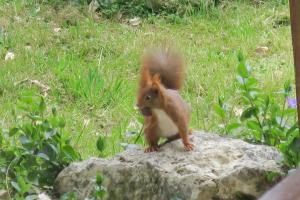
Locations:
136;48;193;152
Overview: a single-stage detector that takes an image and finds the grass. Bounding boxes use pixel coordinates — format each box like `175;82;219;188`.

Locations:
0;0;294;158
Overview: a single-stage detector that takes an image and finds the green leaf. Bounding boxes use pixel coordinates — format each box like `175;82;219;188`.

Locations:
245;77;258;88
63;145;80;161
58;117;66;128
284;108;296;116
52;107;57;116
246;120;261;132
19;134;31;145
37;152;50;161
236;75;244;84
237;51;245;62
266;172;281;183
39;97;46;114
11;181;21;192
96;136;106;152
290;137;300;153
241;107;258;121
27;172;39;185
9;127;19;136
214;104;226;119
286;123;298;136
96;174;104;185
284;81;292;95
218;97;224;107
249;90;259;99
226;123;240;133
237;61;249;78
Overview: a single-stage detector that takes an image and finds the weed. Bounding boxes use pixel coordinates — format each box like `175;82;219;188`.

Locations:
214;53;299;167
0;96;81;198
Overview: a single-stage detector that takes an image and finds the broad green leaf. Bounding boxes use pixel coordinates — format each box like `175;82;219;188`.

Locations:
39;97;46;114
226;123;240;133
9;127;19;136
290;137;300;153
241;107;258;121
237;61;249;78
246;120;261;132
63;145;80;161
284;81;292;95
96;173;104;185
11;181;21;192
236;75;244;84
96;136;106;152
27;172;39;185
286;123;298;136
37;152;50;161
237;51;245;62
284;108;296;116
19;134;31;145
58;117;66;128
214;104;226;119
52;107;57;116
245;77;258;88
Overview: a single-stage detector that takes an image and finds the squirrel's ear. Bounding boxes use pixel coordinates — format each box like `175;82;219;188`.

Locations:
152;73;161;83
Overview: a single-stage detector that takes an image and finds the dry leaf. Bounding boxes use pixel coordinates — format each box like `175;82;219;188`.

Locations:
53;27;61;33
233;107;243;117
129;17;141;26
83;119;90;128
255;46;269;54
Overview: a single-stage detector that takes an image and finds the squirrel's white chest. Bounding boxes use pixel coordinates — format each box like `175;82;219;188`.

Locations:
152;109;178;137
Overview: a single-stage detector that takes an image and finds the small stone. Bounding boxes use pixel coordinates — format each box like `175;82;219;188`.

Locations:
124;131;137;138
0;190;9;200
5;51;15;61
38;192;52;200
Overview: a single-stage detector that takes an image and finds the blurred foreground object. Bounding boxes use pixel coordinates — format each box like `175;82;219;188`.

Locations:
259;168;300;200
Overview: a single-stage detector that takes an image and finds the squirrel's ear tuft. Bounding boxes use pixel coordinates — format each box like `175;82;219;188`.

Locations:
152;73;161;83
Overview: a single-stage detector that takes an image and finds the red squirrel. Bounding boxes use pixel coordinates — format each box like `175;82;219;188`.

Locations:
136;48;194;153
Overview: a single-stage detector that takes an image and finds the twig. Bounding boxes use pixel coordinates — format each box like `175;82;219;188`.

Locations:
14;78;50;95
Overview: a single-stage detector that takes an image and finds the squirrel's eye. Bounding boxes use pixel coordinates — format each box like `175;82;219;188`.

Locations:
145;95;151;101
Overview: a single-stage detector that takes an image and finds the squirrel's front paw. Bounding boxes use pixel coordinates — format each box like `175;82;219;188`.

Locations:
144;146;158;153
183;142;194;151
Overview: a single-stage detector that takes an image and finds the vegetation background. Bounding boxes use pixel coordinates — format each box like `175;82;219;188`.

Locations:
0;0;293;157
0;0;298;198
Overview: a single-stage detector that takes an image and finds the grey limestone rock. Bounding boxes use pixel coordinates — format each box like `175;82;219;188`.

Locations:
55;131;284;200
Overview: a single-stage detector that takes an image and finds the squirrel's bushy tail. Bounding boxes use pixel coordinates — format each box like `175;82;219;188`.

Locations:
140;47;185;90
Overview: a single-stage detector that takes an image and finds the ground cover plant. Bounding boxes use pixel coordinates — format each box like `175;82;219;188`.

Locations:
0;0;298;197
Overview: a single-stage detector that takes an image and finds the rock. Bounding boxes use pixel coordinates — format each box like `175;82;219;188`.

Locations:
55;131;284;200
38;193;52;200
0;190;9;200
